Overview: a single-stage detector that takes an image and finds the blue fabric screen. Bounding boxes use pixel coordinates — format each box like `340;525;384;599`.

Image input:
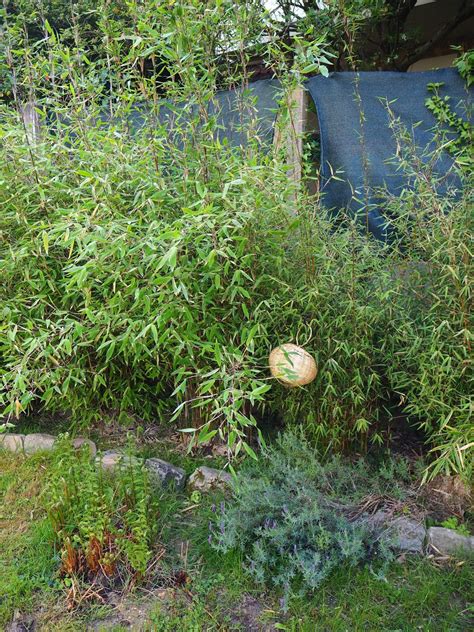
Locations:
306;69;471;240
126;78;281;149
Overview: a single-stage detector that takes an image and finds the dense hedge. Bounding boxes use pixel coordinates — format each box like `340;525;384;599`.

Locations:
0;1;472;477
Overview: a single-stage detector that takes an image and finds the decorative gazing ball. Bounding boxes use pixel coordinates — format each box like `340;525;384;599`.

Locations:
269;343;317;387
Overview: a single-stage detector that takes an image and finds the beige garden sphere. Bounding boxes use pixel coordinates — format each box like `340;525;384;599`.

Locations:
269;343;317;387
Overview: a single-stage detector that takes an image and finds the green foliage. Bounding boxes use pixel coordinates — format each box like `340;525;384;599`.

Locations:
280;558;474;631
381;109;473;480
424;49;473;172
425;83;473;171
0;0;394;457
440;516;471;537
210;431;400;608
454;48;474;87
268;219;395;451
0;1;472;481
1;449;473;630
0;452;57;627
44;436;157;579
147;597;213;632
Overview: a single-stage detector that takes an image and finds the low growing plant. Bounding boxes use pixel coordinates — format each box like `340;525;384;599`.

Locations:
439;516;471;537
210;431;405;609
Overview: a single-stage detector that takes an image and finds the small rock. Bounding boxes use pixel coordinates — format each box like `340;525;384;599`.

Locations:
145;458;186;490
427;526;474;556
97;450;140;472
363;511;426;554
23;433;56;454
187;466;232;493
0;433;25;453
72;437;97;458
391;517;426;554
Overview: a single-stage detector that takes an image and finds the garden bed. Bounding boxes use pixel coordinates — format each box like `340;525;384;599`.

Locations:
1;424;473;632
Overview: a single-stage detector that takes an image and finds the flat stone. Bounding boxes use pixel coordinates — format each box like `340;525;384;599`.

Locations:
23;433;56;454
187;466;232;493
427;527;474;556
363;511;426;554
145;458;186;490
72;437;97;458
0;433;25;453
97;450;140;472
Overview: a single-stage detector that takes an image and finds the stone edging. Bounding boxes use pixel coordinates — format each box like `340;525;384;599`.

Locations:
0;432;96;456
361;509;474;557
0;432;232;494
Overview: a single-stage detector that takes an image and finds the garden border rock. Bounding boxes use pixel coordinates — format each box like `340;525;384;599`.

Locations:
0;431;98;457
23;433;56;454
0;433;25;453
362;510;427;554
0;432;232;495
145;458;187;490
187;465;232;492
96;449;140;472
427;527;474;556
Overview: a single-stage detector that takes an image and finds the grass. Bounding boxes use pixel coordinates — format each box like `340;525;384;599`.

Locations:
138;557;474;631
0;451;58;627
160;490;474;631
286;560;473;631
0;447;472;631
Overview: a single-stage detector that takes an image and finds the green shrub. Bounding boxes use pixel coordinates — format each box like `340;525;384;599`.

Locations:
0;0;472;479
267;216;395;451
0;0;394;457
382;109;473;480
0;0;285;452
210;431;400;608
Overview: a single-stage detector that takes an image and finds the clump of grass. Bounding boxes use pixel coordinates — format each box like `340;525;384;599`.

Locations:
282;557;474;631
0;451;57;627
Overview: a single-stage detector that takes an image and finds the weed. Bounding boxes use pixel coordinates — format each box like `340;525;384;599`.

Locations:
439;516;471;537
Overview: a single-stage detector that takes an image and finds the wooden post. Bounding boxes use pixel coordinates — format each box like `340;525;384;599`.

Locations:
287;86;307;188
273;86;308;203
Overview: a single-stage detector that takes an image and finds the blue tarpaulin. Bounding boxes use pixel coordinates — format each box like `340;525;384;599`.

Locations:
307;69;471;240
